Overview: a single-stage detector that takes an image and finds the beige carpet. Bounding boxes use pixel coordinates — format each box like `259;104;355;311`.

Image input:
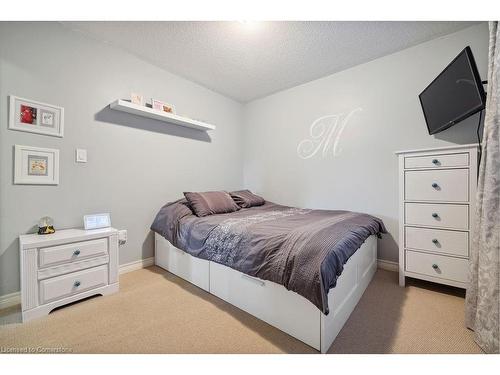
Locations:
0;267;483;354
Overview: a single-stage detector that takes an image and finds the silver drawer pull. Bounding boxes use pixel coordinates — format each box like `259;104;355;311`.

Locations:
432;213;439;218
432;239;439;244
73;249;81;256
432;264;439;270
432;159;439;165
74;280;81;287
241;274;265;287
431;182;439;189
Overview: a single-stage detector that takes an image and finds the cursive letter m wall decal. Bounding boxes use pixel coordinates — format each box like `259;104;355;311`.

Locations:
297;108;362;160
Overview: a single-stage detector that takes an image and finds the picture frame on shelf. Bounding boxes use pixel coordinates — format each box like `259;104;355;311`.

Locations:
131;93;144;106
151;99;175;114
8;95;64;137
14;145;59;185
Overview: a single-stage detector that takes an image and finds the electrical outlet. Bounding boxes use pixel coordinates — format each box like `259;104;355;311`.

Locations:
118;229;127;245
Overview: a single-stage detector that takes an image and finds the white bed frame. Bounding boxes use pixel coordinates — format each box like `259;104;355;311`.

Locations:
154;233;377;353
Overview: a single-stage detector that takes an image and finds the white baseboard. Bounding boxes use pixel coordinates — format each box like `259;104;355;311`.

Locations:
0;257;156;310
377;259;399;272
118;257;155;275
2;257;392;310
0;292;21;310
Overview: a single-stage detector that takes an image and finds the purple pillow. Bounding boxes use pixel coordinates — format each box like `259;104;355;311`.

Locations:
230;190;265;208
183;191;240;217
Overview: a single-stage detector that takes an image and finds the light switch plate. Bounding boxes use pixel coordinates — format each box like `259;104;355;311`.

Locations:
76;148;87;163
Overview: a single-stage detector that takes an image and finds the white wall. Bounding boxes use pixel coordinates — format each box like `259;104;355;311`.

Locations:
0;22;490;297
243;23;489;262
0;22;244;296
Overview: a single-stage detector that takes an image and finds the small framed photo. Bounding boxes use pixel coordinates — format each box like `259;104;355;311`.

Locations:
84;213;111;230
9;95;64;137
151;99;175;114
131;93;144;106
14;145;59;185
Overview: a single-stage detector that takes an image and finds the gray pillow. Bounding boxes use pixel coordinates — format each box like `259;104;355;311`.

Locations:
230;190;265;208
183;191;240;217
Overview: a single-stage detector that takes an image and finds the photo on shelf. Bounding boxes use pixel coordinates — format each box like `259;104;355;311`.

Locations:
131;93;144;106
151;98;175;114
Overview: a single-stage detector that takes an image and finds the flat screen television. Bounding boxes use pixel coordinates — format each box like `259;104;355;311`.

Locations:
419;46;486;135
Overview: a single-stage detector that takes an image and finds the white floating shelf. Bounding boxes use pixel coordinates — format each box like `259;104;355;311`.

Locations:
109;99;216;131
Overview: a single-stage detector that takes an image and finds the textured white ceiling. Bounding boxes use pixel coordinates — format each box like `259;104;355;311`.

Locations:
62;21;480;103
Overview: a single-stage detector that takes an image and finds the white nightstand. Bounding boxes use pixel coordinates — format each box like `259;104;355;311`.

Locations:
19;228;119;322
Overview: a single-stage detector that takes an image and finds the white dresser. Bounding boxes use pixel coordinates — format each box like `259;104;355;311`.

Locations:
19;228;119;322
396;144;478;288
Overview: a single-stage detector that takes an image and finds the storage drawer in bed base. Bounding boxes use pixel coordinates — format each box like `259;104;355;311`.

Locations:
154;233;377;353
154;234;209;291
209;260;321;349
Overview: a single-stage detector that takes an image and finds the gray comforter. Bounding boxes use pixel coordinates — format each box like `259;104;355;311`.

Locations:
151;200;386;314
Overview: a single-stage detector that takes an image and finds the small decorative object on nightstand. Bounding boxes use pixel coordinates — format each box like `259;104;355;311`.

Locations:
38;216;55;235
83;213;111;230
19;227;119;322
395;144;478;288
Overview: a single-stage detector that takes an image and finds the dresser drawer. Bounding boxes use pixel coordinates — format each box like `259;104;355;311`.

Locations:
404;153;469;169
405;227;468;257
405;203;468;230
405;169;469;202
39;238;108;268
405;250;468;283
39;265;108;304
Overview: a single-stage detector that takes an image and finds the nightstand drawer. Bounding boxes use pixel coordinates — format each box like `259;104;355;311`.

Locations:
405;227;468;257
405;250;468;284
405;169;468;202
404;153;469;169
405;203;468;230
39;265;108;304
39;238;108;268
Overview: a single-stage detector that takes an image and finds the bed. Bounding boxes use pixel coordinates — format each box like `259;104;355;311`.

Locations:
151;196;385;353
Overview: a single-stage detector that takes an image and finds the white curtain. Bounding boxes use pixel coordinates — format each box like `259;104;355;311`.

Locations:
465;21;500;354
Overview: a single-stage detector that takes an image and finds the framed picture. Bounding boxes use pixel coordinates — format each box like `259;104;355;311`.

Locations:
9;95;64;137
151;99;175;114
14;145;59;185
131;93;144;106
83;213;111;230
